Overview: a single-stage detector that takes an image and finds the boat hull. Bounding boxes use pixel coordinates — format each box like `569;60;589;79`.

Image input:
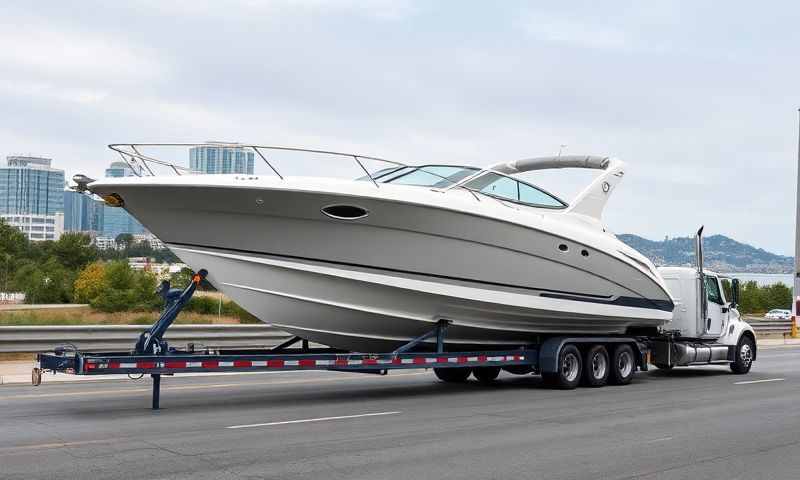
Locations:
169;243;671;351
90;177;674;351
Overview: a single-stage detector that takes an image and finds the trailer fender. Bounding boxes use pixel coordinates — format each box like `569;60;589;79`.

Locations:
538;337;646;374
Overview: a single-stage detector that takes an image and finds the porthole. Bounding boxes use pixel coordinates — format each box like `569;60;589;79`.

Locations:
558;243;569;252
581;249;589;257
321;204;369;220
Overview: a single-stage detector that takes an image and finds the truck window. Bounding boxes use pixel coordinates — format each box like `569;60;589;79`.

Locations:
705;276;723;305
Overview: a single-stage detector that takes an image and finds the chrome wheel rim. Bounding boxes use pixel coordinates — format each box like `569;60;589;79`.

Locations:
618;351;633;378
740;343;753;366
591;352;608;379
562;352;580;382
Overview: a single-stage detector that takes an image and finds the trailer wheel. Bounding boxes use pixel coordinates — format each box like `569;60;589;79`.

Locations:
473;366;501;384
434;367;472;383
730;334;755;374
583;345;609;387
543;344;582;389
609;344;635;385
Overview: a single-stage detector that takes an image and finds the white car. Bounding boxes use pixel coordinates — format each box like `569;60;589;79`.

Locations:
764;309;792;320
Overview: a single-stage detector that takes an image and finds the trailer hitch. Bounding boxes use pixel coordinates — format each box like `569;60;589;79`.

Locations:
134;269;207;355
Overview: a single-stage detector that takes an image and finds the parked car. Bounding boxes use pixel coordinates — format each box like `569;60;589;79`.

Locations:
764;309;792;320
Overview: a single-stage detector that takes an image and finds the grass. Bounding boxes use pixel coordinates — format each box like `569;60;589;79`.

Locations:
0;307;246;326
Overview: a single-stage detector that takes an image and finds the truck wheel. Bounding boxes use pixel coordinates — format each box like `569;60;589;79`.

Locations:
609;344;635;385
473;366;501;384
543;344;582;389
730;335;755;374
583;345;609;387
434;367;472;383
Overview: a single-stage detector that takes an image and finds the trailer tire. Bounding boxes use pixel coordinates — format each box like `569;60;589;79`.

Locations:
434;367;472;383
609;344;635;385
543;344;582;389
473;366;501;384
730;334;755;375
583;345;609;387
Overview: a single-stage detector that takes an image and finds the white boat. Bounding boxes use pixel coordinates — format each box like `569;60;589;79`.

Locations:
84;143;674;352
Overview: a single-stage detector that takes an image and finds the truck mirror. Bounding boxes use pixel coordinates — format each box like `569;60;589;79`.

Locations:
731;278;740;309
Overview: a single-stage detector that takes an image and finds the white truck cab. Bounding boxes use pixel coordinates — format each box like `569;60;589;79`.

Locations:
651;266;756;372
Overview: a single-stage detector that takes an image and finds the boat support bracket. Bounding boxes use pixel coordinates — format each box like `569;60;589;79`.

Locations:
392;319;451;355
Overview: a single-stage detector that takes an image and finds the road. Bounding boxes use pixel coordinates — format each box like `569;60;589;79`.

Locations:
1;346;799;480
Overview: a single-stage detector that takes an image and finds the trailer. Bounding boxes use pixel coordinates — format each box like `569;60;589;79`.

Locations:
34;260;757;410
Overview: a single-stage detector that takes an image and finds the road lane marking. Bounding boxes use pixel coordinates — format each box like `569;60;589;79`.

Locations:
734;378;784;385
0;439;111;454
0;372;429;401
645;436;673;444
227;411;401;429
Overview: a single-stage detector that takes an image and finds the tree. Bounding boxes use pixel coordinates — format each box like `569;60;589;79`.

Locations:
0;218;29;291
51;232;98;271
89;260;159;312
15;257;72;304
74;262;109;304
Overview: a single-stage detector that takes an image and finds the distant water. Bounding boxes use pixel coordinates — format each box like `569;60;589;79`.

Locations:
726;273;794;287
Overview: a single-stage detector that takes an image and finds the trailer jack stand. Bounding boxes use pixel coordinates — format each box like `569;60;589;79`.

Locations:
152;374;161;410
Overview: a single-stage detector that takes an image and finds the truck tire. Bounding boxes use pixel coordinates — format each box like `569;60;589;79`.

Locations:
434;367;472;383
583;345;609;387
730;334;755;374
543;344;582;389
609;344;635;385
473;366;501;384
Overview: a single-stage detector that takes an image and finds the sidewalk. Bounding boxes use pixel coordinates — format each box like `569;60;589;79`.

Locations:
3;338;798;386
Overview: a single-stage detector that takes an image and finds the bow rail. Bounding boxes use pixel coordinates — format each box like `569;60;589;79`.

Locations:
108;143;407;188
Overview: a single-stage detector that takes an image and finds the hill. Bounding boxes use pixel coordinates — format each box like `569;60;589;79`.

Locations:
618;234;793;274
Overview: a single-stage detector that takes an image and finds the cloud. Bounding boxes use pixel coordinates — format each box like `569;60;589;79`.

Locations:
0;0;797;255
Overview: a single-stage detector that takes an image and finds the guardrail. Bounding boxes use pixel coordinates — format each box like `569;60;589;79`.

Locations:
0;324;292;353
744;317;795;334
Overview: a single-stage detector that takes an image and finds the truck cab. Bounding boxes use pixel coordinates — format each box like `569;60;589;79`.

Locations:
654;266;756;372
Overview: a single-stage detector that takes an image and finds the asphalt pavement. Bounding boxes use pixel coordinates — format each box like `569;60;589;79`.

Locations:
1;346;799;480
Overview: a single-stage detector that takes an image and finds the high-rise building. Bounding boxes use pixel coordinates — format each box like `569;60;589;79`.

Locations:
105;161;135;178
63;190;104;233
189;145;255;174
0;156;65;241
100;161;145;238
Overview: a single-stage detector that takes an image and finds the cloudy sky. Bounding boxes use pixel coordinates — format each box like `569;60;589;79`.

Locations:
1;1;797;254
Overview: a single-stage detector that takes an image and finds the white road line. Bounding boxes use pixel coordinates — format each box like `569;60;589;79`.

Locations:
227;411;402;429
645;436;673;444
734;378;785;385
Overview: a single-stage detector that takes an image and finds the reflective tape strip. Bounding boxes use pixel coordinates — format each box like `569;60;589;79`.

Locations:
251;360;268;367
187;361;203;368
218;361;234;367
285;360;299;367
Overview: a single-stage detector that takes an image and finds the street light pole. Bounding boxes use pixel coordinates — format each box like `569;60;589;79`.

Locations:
794;109;800;332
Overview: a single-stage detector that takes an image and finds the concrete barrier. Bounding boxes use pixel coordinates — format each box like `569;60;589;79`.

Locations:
0;324;292;353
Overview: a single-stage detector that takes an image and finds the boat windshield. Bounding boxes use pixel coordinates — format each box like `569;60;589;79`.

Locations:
463;172;567;209
359;165;480;188
358;165;567;209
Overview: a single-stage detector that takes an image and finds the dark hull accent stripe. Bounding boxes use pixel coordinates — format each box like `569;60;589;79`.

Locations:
168;241;675;313
540;293;674;312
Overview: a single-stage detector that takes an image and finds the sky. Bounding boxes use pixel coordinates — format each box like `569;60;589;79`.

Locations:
1;1;798;254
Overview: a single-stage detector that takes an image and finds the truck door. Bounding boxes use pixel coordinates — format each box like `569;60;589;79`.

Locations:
704;275;725;336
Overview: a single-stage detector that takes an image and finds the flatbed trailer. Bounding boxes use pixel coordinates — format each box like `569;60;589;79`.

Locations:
33;268;754;411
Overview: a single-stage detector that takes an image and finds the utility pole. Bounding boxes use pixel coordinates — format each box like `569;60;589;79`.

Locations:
794;109;800;335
